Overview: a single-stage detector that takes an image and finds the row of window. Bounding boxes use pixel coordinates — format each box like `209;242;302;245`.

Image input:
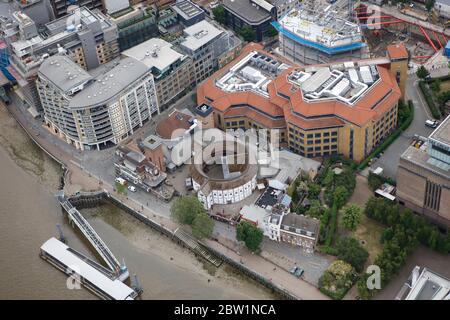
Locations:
288;127;338;138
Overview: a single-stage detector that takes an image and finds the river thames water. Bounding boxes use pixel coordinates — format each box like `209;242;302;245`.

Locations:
0;106;275;300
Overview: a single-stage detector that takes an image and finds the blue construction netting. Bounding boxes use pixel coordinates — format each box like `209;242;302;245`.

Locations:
0;41;15;81
271;21;366;55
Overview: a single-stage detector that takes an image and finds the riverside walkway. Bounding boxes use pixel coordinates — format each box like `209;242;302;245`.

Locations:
3;98;329;300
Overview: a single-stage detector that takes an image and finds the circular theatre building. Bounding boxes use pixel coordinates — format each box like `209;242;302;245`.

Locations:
190;138;258;210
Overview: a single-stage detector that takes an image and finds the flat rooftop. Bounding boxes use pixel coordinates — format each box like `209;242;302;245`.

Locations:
429;115;450;146
405;267;450;300
181;20;223;52
289;61;380;106
274;4;364;53
172;0;203;20
38;55;92;93
69;57;149;109
240;204;270;225
122;38;185;74
401;144;450;179
256;187;282;209
41;237;135;300
216;50;290;98
223;0;272;24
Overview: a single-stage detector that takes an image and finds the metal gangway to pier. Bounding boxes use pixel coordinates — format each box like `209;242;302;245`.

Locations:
57;192;129;282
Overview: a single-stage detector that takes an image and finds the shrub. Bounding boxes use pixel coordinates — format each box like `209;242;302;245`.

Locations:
324;204;338;246
336;237;369;272
319;260;358;300
333;186;349;209
418;81;441;119
416;65;429;79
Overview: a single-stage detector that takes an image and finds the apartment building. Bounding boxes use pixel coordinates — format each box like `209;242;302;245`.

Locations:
179;20;242;85
37;55;159;150
6;7;119;109
123;38;194;111
397;115;450;228
197;43;407;162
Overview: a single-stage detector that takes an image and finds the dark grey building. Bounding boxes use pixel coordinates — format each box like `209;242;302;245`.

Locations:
171;0;205;27
223;0;275;42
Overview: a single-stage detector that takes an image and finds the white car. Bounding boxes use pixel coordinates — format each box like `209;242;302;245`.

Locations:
127;185;137;192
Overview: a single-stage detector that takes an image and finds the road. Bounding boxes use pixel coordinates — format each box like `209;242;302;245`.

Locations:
369;74;435;179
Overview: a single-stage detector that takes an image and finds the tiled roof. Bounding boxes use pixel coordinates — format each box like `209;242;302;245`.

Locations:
387;44;408;60
197;43;401;130
156;110;193;139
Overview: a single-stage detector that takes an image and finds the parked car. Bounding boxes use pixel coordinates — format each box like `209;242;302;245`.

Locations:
294;267;305;278
425;119;439;128
115;177;127;186
127;185;137;192
290;266;298;274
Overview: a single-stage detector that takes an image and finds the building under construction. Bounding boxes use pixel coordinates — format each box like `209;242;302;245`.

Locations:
272;0;370;65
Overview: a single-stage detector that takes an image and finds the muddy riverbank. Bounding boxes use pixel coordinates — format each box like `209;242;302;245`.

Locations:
0;105;276;300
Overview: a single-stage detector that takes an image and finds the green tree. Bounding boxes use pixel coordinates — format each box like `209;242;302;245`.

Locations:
430;79;441;93
426;0;435;11
305;199;324;218
416;65;429;79
236;221;263;252
333;186;349;208
212;5;226;25
192;212;214;239
170;196;205;225
321;169;334;187
238;26;256;42
307;182;321;199
336;237;369;272
341;203;362;231
265;25;278;37
368;172;385;191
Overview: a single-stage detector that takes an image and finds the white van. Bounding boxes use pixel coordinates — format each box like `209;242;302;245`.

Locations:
425;119;439;128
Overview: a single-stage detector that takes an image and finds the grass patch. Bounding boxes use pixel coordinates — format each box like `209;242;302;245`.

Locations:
348;215;384;264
